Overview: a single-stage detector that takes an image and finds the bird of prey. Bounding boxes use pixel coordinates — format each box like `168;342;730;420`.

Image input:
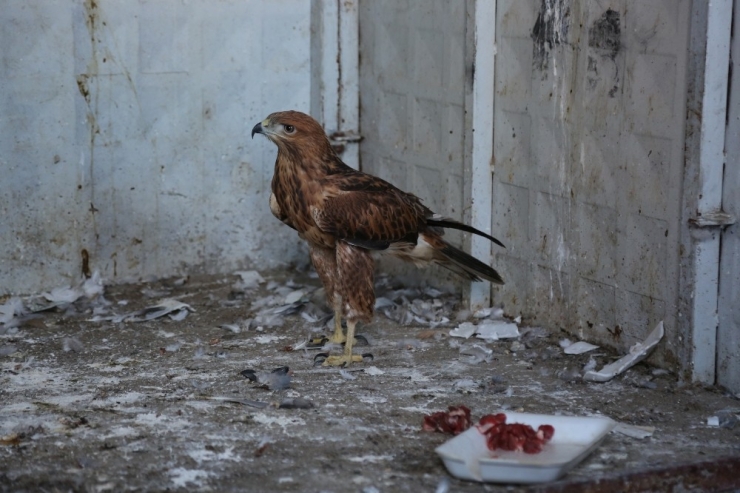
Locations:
252;111;504;366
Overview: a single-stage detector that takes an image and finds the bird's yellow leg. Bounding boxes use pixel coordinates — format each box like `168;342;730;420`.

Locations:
323;320;363;366
327;311;346;343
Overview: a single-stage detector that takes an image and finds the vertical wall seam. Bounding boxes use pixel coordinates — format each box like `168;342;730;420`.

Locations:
468;0;497;309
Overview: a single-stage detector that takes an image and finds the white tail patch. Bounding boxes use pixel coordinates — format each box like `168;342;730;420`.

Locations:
386;234;437;267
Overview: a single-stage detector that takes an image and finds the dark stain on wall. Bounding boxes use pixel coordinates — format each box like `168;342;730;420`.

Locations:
589;9;621;60
531;0;571;71
587;9;622;97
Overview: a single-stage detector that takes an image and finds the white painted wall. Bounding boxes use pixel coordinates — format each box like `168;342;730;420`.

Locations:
0;0;311;295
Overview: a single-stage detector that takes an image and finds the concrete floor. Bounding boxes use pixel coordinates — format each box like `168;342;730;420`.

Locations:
1;271;739;492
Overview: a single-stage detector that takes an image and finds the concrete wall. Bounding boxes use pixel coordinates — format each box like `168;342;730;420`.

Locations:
490;0;693;369
358;0;723;375
0;0;311;295
358;0;471;289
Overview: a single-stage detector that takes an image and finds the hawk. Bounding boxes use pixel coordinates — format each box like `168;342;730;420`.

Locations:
252;111;504;366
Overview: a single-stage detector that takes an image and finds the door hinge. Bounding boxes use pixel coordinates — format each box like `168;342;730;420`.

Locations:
329;130;362;155
689;211;737;228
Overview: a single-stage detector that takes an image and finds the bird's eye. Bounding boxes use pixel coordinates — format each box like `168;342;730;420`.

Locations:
284;124;295;133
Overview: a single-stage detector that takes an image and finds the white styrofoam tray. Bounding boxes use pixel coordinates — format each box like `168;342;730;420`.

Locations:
435;412;615;484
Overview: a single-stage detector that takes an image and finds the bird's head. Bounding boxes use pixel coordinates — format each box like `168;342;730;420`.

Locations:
251;110;332;154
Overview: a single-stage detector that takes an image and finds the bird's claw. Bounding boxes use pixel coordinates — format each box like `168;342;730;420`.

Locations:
307;336;330;348
322;354;365;367
314;352;373;367
309;334;369;347
313;352;329;366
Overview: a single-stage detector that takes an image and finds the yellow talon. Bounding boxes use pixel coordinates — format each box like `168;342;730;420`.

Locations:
322;354;364;367
322;320;363;367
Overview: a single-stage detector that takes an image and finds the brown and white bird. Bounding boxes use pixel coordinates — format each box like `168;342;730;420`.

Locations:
252;110;504;366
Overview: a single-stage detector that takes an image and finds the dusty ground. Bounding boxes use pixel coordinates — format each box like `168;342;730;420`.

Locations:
1;271;739;492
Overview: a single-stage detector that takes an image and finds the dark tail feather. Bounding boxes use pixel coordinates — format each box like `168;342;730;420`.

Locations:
440;243;504;285
427;217;506;248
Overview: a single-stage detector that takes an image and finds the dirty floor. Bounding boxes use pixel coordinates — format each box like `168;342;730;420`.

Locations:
1;271;739;492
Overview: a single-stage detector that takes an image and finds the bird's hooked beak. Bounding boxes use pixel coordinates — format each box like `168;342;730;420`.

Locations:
251;122;263;139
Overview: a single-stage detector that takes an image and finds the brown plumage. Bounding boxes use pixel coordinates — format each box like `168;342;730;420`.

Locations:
252;110;504;366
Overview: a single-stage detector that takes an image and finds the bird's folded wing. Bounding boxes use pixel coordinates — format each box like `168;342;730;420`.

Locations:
310;190;423;250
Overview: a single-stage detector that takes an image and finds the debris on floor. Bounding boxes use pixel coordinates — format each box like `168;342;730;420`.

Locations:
1;273;739;491
2;272;107;334
562;340;600;355
0;298;24;330
373;277;459;327
100;298;195;323
458;343;494;364
450;319;520;341
449;322;477;338
233;270;265;291
278;397;314;409
584;322;664;382
208;396;269;409
475;321;520;341
706;410;740;429
240;366;292;390
61;337;84;353
613;422;655;439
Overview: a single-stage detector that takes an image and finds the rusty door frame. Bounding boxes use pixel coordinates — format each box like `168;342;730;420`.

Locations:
682;0;735;385
717;0;740;394
310;0;360;169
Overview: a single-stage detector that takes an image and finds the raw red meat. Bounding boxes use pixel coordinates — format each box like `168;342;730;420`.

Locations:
477;413;554;454
422;408;555;453
538;424;555;441
477;412;506;433
422;405;472;435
